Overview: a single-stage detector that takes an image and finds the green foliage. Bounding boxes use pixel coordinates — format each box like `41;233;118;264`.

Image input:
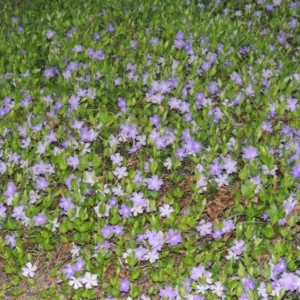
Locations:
1;0;300;298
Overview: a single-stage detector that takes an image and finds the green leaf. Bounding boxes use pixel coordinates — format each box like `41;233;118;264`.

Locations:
261;224;275;239
241;181;256;199
130;268;141;281
10;289;24;297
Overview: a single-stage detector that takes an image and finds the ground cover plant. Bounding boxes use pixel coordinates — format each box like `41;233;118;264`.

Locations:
0;0;300;299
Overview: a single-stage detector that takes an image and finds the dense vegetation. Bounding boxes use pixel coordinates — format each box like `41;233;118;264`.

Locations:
1;0;300;299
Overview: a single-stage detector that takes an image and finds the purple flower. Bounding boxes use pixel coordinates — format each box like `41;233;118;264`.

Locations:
159;286;177;300
149;115;161;127
145;175;163;191
66;26;78;38
20;96;32;108
261;213;269;221
67;155;80;170
291;164;300;179
35;177;49;191
261;121;273;133
273;258;287;276
5;182;17;197
130;192;147;207
68;95;80;110
181;277;192;293
230;72;243;85
12;205;25;220
242;276;255;291
0;203;7;218
46;30;56;39
239;293;248;300
120;123;138;140
94;33;101;40
5;234;16;247
150;37;159;45
11;16;18;23
262;79;269;88
212;230;223;239
277;30;286;44
62;263;76;279
208;81;219;94
196;220;213;236
283;196;297;215
210;158;223;176
133;246;148;261
117;97;127;112
242;146;258;161
174;38;185;49
119;204;131;218
45;131;57;144
201;61;211;71
190;265;206;281
165;229;182;246
131;40;138;49
222;219;235;233
278;272;299;291
120;278;130;292
231;240;247;256
95;241;111;255
286;97;298;112
175;31;185;40
113;225;124;236
73;257;86;272
223;155;237;174
145;230;164;251
184;43;193;54
266;4;274;12
101;225;115;238
43;67;58;79
110;153;123;166
290;1;298;10
106;23;115;33
33;212;47;226
59;197;73;212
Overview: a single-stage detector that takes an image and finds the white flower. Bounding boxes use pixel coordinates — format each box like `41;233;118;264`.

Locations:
271;283;282;297
159;204;174;217
196;284;210;293
210;281;225;297
113;166;128;179
22;262;37;278
215;173;229;187
258;282;268;298
112;184;124;196
163;157;172;170
226;249;240;261
69;277;83;290
131;205;144;216
0;160;7;174
122;249;134;263
108;134;119;147
273;0;281;6
49;218;59;232
81;272;98;289
110;153;124;166
94;203;111;218
71;243;81;257
83;171;96;186
144;249;159;263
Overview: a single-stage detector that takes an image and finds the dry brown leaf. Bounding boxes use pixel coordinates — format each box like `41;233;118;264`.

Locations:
223;231;233;241
293;204;300;214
